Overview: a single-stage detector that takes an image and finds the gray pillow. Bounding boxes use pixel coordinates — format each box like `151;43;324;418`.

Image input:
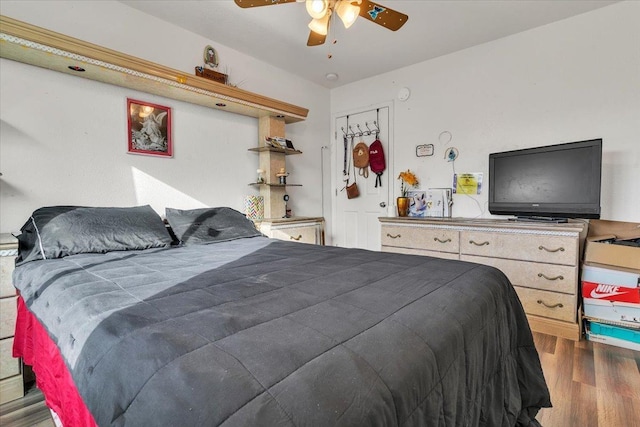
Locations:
165;207;262;245
16;205;173;266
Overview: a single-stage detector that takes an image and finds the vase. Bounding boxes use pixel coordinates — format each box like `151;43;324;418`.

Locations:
397;197;410;217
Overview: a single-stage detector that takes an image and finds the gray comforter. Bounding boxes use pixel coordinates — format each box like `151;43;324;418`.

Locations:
14;237;550;426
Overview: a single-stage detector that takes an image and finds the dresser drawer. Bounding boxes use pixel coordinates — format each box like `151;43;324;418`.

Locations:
381;225;459;253
0;337;20;380
0;375;24;404
513;286;576;322
461;255;577;294
0;297;17;340
0;255;16;298
382;246;460;260
460;231;577;265
270;225;318;244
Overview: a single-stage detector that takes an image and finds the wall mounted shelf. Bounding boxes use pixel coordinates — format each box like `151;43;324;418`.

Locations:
0;15;308;123
248;147;302;155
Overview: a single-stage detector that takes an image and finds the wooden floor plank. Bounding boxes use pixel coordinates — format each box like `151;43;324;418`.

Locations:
573;344;596;387
596;388;640;427
569;381;598;427
594;344;640;400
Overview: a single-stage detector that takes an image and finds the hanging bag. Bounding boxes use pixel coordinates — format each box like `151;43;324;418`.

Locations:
353;141;370;178
369;139;386;188
345;136;359;199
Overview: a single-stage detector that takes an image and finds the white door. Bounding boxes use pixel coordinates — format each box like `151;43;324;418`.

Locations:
333;106;391;250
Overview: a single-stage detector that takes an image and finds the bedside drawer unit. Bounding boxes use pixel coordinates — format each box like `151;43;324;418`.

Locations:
460;231;577;265
0;233;24;404
461;255;577;294
381;225;459;254
513;286;576;323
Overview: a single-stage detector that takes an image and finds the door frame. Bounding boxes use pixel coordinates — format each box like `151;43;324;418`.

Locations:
330;101;394;247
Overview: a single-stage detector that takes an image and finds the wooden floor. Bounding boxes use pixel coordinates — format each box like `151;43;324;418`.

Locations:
533;331;640;427
1;332;638;426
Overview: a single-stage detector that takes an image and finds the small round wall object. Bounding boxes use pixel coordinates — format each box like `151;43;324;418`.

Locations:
397;87;411;102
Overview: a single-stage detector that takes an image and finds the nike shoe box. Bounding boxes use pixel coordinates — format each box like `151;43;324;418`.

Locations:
582;265;640;327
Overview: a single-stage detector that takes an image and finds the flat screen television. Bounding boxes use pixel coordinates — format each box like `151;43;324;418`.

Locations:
488;139;602;221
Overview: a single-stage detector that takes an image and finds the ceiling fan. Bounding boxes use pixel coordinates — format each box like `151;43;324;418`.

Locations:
234;0;408;46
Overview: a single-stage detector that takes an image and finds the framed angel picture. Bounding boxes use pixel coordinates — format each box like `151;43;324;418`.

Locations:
127;98;172;157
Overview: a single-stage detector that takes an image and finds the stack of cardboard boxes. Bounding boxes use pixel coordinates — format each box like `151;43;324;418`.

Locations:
582;220;640;350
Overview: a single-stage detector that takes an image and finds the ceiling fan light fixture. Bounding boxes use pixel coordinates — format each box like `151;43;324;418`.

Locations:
308;12;330;36
336;1;360;29
306;0;329;19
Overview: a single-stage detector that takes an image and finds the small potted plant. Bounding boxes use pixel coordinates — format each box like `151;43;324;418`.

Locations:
397;169;419;216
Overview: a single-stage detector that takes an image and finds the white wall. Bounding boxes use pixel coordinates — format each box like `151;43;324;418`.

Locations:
0;0;329;233
331;1;640;223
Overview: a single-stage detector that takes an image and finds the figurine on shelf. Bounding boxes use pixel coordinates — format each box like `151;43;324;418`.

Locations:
284;194;292;218
256;169;265;184
276;167;289;185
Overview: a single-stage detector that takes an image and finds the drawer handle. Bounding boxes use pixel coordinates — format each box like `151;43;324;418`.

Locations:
469;240;490;246
290;234;303;241
537;299;563;309
434;237;451;244
386;233;401;239
538;273;564;281
538;245;564;253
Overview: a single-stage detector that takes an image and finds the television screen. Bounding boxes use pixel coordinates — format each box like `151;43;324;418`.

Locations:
488;139;602;220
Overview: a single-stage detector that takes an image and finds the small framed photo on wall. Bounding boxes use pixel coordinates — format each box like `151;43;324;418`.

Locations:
127;98;172;157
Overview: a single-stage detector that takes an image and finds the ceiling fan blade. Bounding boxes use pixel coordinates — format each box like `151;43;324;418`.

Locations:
234;0;297;8
307;30;326;46
358;0;408;31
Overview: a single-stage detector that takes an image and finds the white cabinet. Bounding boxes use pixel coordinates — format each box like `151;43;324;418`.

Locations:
379;218;587;340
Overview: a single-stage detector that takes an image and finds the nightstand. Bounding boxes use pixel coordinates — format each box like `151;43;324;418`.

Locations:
0;233;23;404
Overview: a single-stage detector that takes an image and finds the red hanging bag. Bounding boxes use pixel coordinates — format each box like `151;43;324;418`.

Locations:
369;139;386;187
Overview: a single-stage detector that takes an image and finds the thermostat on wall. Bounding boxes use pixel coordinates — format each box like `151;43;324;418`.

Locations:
416;144;434;157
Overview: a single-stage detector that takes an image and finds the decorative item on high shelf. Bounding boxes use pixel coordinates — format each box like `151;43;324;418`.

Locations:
195;66;228;85
244;195;264;221
397;169;419;217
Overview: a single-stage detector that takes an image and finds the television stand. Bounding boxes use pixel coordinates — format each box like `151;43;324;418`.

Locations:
511;216;569;224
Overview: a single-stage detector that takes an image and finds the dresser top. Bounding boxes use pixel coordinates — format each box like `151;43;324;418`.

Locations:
379;216;587;233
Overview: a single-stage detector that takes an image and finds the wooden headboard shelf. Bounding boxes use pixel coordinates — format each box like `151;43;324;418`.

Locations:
0;15;308;123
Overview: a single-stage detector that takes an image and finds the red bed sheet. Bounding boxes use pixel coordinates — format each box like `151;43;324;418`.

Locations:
13;296;97;427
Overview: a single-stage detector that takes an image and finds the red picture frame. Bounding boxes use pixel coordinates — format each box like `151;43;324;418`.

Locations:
127;98;172;157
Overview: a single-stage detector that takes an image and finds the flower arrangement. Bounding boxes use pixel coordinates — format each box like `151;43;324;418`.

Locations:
398;169;419;197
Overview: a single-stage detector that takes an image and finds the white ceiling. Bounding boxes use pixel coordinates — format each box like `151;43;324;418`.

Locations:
119;0;618;88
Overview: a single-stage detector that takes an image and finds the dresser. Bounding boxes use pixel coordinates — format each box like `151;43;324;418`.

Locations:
0;233;23;404
380;217;588;340
259;217;325;245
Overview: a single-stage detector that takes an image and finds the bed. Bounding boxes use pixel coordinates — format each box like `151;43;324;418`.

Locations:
11;205;550;426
